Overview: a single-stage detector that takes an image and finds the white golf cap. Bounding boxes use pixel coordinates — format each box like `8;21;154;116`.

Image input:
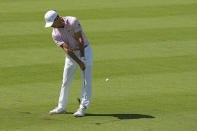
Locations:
44;10;58;28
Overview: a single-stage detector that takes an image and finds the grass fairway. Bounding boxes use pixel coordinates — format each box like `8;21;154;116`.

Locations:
1;0;197;130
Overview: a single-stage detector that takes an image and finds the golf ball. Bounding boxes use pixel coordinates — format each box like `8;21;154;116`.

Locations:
105;78;110;82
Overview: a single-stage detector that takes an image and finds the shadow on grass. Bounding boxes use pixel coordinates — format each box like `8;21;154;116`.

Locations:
56;112;155;120
85;113;155;120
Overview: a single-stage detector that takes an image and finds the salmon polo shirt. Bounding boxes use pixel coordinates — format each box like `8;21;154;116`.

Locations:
52;16;89;50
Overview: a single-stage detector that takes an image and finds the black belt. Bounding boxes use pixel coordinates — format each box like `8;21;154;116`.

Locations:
72;45;88;51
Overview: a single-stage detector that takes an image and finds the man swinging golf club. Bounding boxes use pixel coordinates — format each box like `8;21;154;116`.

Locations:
44;10;93;117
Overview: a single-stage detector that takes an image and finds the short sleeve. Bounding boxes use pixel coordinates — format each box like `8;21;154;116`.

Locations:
71;17;82;33
52;32;64;47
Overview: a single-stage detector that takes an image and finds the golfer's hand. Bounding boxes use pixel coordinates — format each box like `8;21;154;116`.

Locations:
79;61;86;71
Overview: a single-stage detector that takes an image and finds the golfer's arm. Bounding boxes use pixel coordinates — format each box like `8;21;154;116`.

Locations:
60;43;82;65
74;31;84;57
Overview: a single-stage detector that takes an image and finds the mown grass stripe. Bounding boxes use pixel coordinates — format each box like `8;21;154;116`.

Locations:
1;55;197;86
1;3;197;23
1;39;197;68
0;26;197;49
1;14;197;36
86;27;197;45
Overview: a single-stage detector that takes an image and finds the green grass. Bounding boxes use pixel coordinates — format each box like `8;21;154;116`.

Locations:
1;0;197;130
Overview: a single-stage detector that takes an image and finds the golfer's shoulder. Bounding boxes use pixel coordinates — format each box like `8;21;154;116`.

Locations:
65;16;78;21
64;16;79;25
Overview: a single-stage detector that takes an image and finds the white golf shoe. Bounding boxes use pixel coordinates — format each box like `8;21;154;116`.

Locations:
49;107;66;115
73;106;86;117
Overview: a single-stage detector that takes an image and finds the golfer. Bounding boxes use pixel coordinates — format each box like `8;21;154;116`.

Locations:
44;10;93;117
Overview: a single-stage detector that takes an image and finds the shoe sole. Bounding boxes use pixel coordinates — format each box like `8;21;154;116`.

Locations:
49;111;66;115
73;113;85;117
